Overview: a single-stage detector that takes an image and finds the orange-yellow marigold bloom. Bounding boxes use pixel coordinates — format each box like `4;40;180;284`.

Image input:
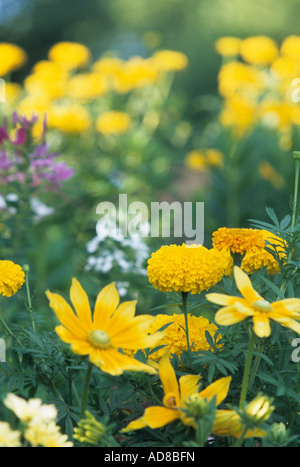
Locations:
240;36;278;65
96;111;132;135
0;261;25;297
206;266;300;338
147;244;232;294
48;42;91;70
46;280;163;376
0;43;27;77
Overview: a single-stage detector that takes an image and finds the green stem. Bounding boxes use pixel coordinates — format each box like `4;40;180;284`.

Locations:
24;265;36;333
0;314;23;348
181;292;191;353
81;361;93;418
233;425;249;447
248;341;265;391
239;330;256;410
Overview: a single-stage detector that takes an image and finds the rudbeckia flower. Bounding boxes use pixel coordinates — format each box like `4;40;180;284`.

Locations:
122;354;231;431
46;280;163;376
206;266;300;338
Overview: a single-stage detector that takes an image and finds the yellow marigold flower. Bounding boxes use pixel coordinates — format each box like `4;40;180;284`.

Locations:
48;103;92;133
46;280;163;376
0;260;25;297
147;244;232;295
0;43;27;77
206;266;300;338
212;227;285;275
96;111;131;135
271;55;300;80
0;422;21;447
122;354;231;432
219;94;256;136
4;83;23;103
48;41;91;70
145;313;220;360
111;57;159;94
215;37;242;56
152;50;188;71
240;36;278;65
281;35;300;59
67;72;108;100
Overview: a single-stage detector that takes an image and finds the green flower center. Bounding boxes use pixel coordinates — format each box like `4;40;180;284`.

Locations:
88;330;111;349
252;299;272;312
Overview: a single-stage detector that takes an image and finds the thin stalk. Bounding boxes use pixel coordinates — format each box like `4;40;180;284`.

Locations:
233;425;249;448
239;330;256;410
24;265;36;333
181;292;191;353
81;362;93;418
0;314;23;348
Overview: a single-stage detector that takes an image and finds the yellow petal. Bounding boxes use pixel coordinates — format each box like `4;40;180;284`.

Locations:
122;406;180;431
70;278;92;328
92;283;120;329
46;291;87;339
159;354;180;405
199;376;231;406
179;375;201;402
206;293;237;306
215;305;249;326
253;313;271;338
89;347;157;376
234;266;263;303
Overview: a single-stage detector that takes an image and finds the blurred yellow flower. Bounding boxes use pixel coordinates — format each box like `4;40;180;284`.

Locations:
48;41;91;70
281;35;300;59
219;93;256;135
206;266;300;338
185;149;224;172
258;161;285;190
152;49;188;71
0;422;21;447
24;420;73;447
4;82;23;103
215;37;241;57
46;280;163;376
48;103;92;133
240;36;278;65
67;72;108;100
212;409;266;439
0;43;27;76
145;313;220;360
0;260;25;297
111;56;159;93
218;61;265;98
96;110;132;135
147;244;232;294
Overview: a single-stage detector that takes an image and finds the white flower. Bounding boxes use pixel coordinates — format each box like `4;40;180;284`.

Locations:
4;393;57;424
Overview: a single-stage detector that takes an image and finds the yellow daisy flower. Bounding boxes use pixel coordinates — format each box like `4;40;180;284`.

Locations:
46;280;163;376
206;266;300;338
122;354;231;432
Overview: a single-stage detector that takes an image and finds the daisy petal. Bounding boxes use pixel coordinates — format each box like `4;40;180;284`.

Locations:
89;347;157;376
215;305;250;326
46;291;87;339
93;283;120;329
122;406;180;431
206;293;237;306
159;353;180;404
234;266;263;303
253;313;271;338
70;278;92;328
199;376;231;406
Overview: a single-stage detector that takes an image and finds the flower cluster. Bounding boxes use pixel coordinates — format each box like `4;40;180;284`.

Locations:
215;35;300;148
2;393;73;447
0;260;25;297
0;113;74;190
212;227;286;274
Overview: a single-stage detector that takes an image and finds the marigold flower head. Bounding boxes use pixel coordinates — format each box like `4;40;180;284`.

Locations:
281;35;300;59
67;72;108;100
48;103;92;133
240;36;278;65
147;244;232;294
145;313;220;360
46;280;163;375
0;43;27;77
48;41;91;70
0;260;25;297
212;227;285;275
96;111;132;135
